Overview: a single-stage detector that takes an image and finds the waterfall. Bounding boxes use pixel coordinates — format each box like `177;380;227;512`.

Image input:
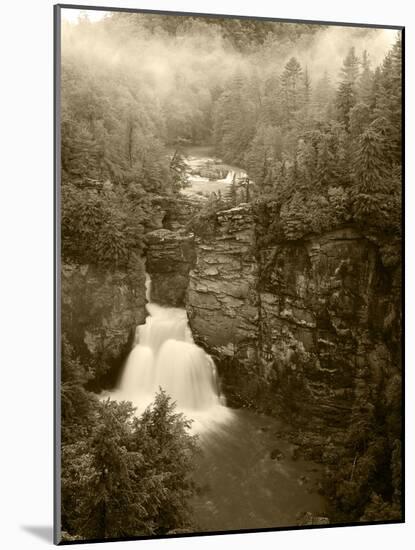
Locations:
112;275;232;433
218;170;235;184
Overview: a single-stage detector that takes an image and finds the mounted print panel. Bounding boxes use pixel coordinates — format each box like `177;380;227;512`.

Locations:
54;4;404;545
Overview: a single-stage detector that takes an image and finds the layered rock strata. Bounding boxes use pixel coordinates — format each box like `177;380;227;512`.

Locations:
61;254;147;389
185;204;401;456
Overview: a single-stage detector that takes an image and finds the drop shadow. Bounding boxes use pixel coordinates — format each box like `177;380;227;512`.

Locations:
21;525;53;543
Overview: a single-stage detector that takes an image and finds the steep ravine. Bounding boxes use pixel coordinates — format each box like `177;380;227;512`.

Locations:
146;202;401;463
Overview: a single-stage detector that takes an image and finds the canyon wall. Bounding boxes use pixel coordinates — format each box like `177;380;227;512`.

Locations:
185;204;401;457
60;194;202;390
61;253;147;389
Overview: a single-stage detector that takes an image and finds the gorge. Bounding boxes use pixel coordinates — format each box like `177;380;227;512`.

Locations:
142;151;402;524
59;14;402;539
62;149;401;530
110;194;330;531
60;148;402;537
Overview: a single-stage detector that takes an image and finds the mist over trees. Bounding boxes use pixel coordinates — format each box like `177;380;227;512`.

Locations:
61;12;401;244
60;11;402;539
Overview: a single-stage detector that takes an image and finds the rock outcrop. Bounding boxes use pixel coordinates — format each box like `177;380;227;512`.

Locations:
61;254;147;389
145;229;196;307
150;194;206;230
186;204;259;370
186;204;402;455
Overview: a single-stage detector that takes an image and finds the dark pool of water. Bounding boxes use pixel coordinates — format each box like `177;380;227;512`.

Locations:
191;409;326;533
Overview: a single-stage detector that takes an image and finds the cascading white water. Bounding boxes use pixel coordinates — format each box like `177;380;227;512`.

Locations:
112;275;232;433
218;170;235;184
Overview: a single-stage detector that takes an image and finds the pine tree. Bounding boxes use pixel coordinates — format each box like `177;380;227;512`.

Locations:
261;71;283;126
358;50;374;105
61;338;95;444
317;133;335;187
349;102;371;139
313;71;335;122
280;57;303;123
296;135;317;189
372;35;402;167
170;150;189;191
61;393;199;540
84;400;143;539
352;125;388;222
245;125;283;193
131;391;198;534
226;175;239;206
370;66;382;114
212;71;257;164
336;47;360;130
303;66;312;109
62;122;101;181
354;126;388;194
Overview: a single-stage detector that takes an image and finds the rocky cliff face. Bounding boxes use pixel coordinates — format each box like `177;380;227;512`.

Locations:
60;194;202;389
145;229;196;307
186;204;259;371
61;253;147;389
186;204;401;456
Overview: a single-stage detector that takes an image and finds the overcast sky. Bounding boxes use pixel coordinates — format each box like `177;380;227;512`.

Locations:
61;8;108;23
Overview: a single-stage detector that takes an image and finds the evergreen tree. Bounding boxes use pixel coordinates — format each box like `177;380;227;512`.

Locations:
83;400;144;540
373;35;402;165
358;50;374;105
317;133;335;187
336;47;360;130
296;135;318;189
354;126;388;194
370;66;382;114
226;175;239;206
313;71;335;122
131;391;198;534
261;71;283;127
280;57;303;123
170;150;189;191
212;71;257;164
303;66;312;110
245;125;284;193
61;393;199;541
352;125;388;222
349;102;371;139
61;338;95;444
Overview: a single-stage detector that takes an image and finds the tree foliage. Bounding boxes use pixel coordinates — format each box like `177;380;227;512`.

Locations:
61;352;199;542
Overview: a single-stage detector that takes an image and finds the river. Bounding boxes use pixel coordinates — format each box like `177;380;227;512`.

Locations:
110;268;326;533
180;145;248;199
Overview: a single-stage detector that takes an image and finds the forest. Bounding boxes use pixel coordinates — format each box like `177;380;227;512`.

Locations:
60;10;402;542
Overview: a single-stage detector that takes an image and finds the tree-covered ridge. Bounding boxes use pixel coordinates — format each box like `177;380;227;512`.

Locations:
211;36;402;239
61;44;188;268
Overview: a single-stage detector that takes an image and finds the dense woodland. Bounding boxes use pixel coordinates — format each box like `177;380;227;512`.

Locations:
60;12;402;540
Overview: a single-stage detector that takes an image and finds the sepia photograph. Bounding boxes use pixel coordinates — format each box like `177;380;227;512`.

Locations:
55;5;403;544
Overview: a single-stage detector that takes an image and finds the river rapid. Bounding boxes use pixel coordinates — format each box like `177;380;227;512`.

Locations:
180;145;248;199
